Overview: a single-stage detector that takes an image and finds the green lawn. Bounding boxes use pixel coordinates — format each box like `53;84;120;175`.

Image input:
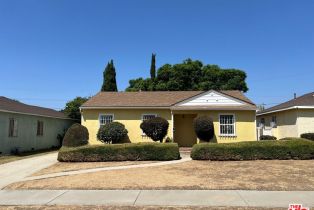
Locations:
0;148;59;165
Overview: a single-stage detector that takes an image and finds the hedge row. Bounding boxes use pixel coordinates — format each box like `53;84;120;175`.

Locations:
191;140;314;160
58;142;180;162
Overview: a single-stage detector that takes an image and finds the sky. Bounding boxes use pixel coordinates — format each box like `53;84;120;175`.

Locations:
0;0;313;110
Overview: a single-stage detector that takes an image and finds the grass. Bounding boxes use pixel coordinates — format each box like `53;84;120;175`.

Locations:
0;148;59;165
6;159;314;191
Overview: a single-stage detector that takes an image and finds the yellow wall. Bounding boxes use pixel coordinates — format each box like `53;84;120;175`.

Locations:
82;108;256;145
173;110;256;143
81;109;172;144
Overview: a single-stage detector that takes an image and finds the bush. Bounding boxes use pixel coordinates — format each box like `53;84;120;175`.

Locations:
97;122;128;144
140;117;169;142
58;143;180;162
193;116;214;142
300;133;314;141
260;135;277;140
62;123;89;147
191;140;314;160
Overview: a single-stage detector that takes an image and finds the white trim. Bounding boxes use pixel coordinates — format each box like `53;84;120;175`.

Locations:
218;113;236;137
174;90;249;107
81;106;169;110
0;109;73;120
256;106;314;116
98;113;114;127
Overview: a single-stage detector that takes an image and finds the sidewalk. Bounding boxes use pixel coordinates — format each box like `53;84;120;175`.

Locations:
0;190;313;207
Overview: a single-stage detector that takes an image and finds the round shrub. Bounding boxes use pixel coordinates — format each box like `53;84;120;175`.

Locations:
300;133;314;141
260;135;277;140
193;115;214;142
97;122;128;144
62;123;89;147
140;117;169;142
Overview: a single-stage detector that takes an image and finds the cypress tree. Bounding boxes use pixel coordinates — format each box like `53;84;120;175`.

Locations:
150;53;156;79
101;60;118;91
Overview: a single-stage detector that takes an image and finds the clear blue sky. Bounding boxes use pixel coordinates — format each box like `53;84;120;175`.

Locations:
0;0;313;110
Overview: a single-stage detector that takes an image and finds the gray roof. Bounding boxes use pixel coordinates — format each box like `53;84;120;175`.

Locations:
258;92;314;115
0;96;70;119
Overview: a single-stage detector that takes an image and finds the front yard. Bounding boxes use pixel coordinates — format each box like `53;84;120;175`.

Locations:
6;159;314;191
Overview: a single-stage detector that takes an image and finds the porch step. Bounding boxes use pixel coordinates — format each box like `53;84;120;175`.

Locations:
179;147;192;152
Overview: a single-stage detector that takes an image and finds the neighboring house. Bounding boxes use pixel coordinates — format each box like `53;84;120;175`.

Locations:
81;90;257;147
256;92;314;139
0;97;74;154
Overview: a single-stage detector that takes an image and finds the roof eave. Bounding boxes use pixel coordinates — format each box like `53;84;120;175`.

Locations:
257;106;314;116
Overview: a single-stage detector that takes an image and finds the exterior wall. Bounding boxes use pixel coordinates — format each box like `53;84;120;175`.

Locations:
82;108;256;145
0;111;73;154
173;110;256;143
296;109;314;136
256;109;298;139
81;109;173;144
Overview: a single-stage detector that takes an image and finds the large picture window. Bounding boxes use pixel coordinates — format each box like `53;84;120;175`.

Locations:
99;114;114;126
8;118;18;137
219;114;235;136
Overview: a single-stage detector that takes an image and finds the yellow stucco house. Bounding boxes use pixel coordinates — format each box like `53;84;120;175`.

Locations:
81;90;257;147
257;92;314;139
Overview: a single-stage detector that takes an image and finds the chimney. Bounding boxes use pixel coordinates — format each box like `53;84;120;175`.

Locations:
294;93;297;99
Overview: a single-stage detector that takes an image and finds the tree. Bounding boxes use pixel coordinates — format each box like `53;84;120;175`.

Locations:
126;59;249;92
193;116;215;142
63;97;89;122
150;53;156;79
101;60;118;91
140;117;169;142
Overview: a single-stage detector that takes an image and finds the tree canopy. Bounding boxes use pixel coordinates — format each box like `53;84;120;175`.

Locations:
101;60;118;91
126;59;248;92
150;53;156;80
63;96;89;122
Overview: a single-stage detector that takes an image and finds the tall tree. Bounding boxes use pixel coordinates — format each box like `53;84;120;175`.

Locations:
150;53;156;79
63;97;89;123
126;59;249;92
101;60;118;91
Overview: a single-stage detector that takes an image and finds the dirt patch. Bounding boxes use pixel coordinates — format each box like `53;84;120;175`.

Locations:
32;161;156;176
6;160;314;191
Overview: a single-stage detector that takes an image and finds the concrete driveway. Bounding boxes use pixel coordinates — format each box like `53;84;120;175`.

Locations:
0;152;58;189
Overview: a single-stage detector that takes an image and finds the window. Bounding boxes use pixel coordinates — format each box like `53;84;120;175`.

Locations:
271;116;277;127
142;114;157;121
99;114;114;126
37;121;44;136
219;114;235;136
8;118;18;137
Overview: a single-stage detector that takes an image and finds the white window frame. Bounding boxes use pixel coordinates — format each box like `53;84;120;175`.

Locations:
219;114;236;137
141;114;157;136
37;120;44;136
99;114;114;126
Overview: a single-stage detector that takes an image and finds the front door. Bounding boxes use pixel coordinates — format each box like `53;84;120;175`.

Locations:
174;114;197;147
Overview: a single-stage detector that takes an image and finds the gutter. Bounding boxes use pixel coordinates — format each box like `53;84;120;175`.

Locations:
256;106;314;116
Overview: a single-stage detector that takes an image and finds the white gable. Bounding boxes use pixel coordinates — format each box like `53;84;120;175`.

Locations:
177;91;244;106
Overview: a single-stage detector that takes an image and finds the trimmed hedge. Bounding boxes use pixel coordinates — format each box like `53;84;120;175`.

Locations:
191;140;314;160
58;142;180;162
97;122;128;144
193;115;214;142
62;123;89;147
260;135;277;140
300;133;314;141
140;117;169;142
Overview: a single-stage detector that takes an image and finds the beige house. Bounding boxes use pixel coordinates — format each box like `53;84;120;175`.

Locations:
256;92;314;139
81;90;257;147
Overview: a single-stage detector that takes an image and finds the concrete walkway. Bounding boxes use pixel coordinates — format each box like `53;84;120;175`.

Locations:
21;156;192;182
0;152;58;189
0;190;313;207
